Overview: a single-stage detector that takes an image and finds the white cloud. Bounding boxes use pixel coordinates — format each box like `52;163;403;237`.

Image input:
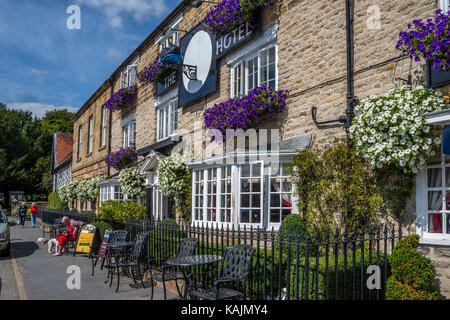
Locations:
78;0;168;28
106;47;124;60
7;102;79;119
29;68;48;76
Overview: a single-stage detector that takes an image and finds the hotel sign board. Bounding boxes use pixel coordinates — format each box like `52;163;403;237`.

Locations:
173;19;260;107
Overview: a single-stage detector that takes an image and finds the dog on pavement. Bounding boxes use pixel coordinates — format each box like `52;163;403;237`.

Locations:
37;237;59;254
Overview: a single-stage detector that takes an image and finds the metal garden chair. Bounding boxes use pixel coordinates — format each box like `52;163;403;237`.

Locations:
110;232;148;293
91;230;128;280
148;237;198;300
189;244;254;300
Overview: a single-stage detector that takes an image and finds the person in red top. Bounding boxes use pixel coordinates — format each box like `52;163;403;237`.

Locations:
54;216;76;256
30;202;38;228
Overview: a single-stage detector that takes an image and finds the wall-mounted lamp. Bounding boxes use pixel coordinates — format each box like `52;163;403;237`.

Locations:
191;0;219;8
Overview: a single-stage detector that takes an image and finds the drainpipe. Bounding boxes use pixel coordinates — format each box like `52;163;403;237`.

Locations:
107;76;115;178
345;0;356;147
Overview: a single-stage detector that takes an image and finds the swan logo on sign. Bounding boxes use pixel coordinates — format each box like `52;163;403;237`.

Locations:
178;24;216;108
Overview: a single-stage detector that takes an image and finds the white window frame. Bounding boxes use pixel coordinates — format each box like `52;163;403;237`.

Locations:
101;106;107;147
88;116;93;154
77;125;82;159
120;57;139;89
238;161;264;228
230;43;278;99
123;120;136;148
157;98;178;141
99;183;141;206
416;148;450;243
268;162;294;229
440;0;450;13
155;14;183;53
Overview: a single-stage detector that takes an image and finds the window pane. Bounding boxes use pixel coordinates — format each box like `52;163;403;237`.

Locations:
241;179;250;192
241;194;250;207
428;213;443;233
270;209;280;223
428;191;442;210
241;164;250;177
428;168;442;187
252;163;261;177
251;210;260;223
251;195;260;207
241;210;250;223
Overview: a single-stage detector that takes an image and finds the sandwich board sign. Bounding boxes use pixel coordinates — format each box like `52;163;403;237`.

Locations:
74;224;97;255
97;228;113;263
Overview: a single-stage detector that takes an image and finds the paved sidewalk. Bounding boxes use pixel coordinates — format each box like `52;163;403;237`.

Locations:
7;219;175;300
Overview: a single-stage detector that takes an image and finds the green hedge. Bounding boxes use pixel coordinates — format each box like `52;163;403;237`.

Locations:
289;249;388;300
48;192;68;210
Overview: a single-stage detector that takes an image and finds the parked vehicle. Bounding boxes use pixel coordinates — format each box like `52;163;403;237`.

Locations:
0;209;10;256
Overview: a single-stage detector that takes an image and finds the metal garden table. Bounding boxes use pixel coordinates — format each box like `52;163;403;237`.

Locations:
165;255;222;300
103;241;134;285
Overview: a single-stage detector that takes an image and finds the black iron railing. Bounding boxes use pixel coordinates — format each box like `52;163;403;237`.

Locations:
126;217;402;301
37;209;402;300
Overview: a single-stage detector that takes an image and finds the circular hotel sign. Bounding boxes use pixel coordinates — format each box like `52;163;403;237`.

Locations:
182;30;213;94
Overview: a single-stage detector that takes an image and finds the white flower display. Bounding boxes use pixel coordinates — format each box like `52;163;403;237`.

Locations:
58;180;79;203
156;153;192;201
58;177;102;202
76;177;103;201
349;85;447;173
119;167;146;197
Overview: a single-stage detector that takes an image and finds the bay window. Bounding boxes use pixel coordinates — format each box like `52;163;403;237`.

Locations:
192;161;294;229
99;182;142;205
230;44;277;98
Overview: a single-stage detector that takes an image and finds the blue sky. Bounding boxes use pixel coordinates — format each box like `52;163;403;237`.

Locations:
0;0;180;117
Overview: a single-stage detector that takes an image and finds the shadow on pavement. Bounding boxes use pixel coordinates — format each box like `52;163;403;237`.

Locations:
12;241;39;259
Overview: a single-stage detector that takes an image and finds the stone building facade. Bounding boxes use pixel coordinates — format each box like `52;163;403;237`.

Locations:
71;0;450;296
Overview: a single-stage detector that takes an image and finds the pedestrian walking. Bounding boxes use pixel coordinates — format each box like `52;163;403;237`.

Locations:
30;202;38;228
18;202;27;228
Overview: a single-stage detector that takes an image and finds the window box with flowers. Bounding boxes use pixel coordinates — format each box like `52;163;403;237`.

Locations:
105;85;137;112
203;86;288;141
396;9;450;87
201;0;275;35
137;55;168;85
104;144;138;171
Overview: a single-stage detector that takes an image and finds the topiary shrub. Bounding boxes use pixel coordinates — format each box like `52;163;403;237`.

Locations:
275;214;312;258
386;234;438;300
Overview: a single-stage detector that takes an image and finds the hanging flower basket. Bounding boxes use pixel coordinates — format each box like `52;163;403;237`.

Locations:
156;154;192;200
105;85;137;111
397;9;450;71
104;144;138;171
349;85;447;173
75;177;103;201
119;167;146;198
203;86;288;141
137;55;167;85
202;0;274;35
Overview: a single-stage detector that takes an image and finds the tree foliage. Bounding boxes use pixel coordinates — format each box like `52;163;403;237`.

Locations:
0;103;74;205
